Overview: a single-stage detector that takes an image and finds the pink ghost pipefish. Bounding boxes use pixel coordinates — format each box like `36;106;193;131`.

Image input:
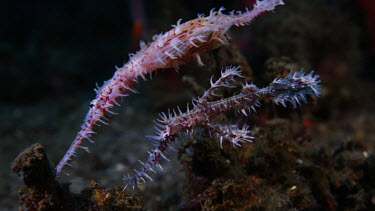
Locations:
56;0;285;175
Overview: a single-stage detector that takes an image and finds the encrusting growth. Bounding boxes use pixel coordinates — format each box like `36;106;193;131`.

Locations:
56;0;285;175
123;66;321;190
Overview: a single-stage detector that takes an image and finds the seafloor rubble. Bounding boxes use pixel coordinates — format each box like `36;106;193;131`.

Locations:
12;115;375;210
12;144;143;210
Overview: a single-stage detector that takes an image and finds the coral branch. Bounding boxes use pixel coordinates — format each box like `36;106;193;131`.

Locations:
56;0;284;175
123;66;321;189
